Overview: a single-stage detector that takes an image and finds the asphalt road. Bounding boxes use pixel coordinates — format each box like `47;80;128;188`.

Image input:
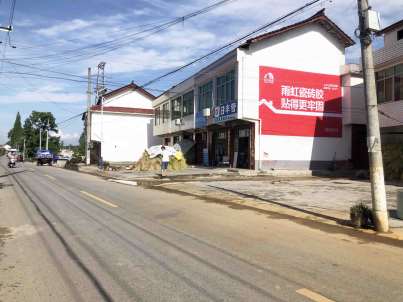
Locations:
1;158;403;302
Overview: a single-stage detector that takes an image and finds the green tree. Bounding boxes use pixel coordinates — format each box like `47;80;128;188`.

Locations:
23;111;61;158
78;130;85;156
7;112;24;149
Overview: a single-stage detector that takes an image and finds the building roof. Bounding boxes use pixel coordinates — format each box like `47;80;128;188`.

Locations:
90;105;154;115
377;19;403;36
101;82;156;101
154;9;354;102
240;9;355;48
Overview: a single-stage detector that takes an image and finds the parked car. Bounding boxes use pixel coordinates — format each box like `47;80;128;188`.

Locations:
36;149;54;166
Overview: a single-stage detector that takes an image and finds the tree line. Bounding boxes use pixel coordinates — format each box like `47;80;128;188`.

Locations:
7;111;61;158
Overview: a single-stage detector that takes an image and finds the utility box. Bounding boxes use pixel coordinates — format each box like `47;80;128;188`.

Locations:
366;10;381;32
397;190;403;219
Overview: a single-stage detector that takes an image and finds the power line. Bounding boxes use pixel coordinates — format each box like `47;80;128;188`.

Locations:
7;0;235;65
141;0;325;88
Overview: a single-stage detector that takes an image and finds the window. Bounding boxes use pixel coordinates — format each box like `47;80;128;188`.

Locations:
198;81;213;111
182;90;194;116
154;107;161;126
162;102;170;123
171;97;182;120
216;70;235;106
397;29;403;41
173;135;181;144
376;64;403;103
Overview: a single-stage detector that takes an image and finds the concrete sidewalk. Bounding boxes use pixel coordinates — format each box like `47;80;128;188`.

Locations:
67;163;351;182
155;178;403;242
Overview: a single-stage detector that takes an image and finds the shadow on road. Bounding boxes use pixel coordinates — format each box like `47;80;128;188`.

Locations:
207;184;352;227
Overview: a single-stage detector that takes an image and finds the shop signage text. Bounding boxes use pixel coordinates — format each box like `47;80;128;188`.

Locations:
213;101;237;123
259;66;342;137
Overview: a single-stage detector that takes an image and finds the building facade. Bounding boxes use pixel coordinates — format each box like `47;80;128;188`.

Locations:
153;10;366;170
374;19;403;143
90;83;160;163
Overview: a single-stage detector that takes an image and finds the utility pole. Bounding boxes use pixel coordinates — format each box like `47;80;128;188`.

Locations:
357;0;389;232
23;138;26;161
39;128;42;150
86;67;92;165
45;119;49;150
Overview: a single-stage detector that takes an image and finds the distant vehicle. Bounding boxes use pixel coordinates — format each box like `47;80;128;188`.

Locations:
7;149;17;168
36;149;54;166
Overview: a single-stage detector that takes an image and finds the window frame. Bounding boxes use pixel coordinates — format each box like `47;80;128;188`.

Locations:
198;81;213;111
182;90;194;116
171;96;182;120
216;70;235;106
162;102;170;123
154;107;161;126
375;64;403;103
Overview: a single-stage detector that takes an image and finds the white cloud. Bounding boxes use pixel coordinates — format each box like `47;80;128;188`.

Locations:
36;19;95;37
53;130;80;144
0;85;84;104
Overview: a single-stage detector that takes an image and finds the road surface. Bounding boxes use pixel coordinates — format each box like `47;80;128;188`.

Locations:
0;158;402;302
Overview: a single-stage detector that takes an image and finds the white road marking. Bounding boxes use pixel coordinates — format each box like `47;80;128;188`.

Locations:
296;288;335;302
44;174;56;181
107;179;137;186
80;190;118;208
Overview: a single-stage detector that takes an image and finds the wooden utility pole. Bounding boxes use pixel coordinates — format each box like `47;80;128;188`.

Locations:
357;0;389;232
86;67;92;165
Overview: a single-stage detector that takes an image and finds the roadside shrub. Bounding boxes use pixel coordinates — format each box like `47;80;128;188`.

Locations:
350;202;373;228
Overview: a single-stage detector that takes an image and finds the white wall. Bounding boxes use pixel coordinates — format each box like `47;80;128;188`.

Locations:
104;90;153;109
91;112;161;163
342;74;366;125
238;23;351;166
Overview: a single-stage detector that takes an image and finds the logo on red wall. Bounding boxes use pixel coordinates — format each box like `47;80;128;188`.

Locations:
259;66;342;137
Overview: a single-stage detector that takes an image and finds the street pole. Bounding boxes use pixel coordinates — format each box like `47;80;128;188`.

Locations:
86;67;92;165
45;119;49;150
23;138;26;161
39;128;42;150
357;0;389;232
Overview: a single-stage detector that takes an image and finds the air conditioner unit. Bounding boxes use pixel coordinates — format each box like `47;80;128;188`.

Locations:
174;118;183;125
202;108;211;117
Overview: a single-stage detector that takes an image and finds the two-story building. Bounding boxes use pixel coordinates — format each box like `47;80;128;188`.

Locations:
374;19;403;143
90;82;160;163
153;10;367;170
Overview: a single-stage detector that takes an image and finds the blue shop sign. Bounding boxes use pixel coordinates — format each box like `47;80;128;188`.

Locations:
195;111;207;128
213;101;237;123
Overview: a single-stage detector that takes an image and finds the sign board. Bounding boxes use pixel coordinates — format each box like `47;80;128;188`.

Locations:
213;101;237;123
259;66;342;137
195;111;207;128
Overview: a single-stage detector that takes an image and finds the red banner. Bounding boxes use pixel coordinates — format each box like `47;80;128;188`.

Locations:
259;66;342;137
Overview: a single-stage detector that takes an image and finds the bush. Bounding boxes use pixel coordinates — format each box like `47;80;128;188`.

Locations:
350;202;373;228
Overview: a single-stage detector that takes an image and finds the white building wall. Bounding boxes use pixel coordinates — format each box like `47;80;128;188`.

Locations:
91;112;160;163
238;24;351;168
104;90;153;109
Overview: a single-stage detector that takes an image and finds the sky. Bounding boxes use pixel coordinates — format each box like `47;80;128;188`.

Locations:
0;0;402;145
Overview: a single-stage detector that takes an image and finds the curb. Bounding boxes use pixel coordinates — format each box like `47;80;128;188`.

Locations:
150;183;403;248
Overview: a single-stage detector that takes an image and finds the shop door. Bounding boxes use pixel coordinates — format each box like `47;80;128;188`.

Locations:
195;132;205;165
352;124;369;169
237;128;250;169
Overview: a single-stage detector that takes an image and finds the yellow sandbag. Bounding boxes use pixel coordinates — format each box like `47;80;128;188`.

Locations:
174;151;183;160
